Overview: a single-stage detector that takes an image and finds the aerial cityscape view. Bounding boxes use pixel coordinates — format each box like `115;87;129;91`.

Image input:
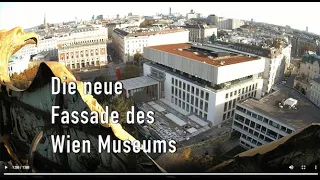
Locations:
0;2;319;176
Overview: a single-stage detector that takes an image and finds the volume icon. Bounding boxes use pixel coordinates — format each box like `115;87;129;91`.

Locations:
289;165;294;170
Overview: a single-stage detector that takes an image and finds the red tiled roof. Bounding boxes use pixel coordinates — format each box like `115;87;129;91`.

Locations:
147;43;259;67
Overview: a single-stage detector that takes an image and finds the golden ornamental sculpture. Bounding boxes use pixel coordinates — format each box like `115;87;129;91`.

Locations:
0;26;135;144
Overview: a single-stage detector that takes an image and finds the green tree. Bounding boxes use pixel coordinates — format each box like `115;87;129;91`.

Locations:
92;75;112;104
209;33;217;43
121;64;141;80
107;96;134;125
133;52;141;65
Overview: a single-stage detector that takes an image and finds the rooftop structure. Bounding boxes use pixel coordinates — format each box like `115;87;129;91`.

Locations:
147;43;258;67
238;85;320;130
114;27;186;37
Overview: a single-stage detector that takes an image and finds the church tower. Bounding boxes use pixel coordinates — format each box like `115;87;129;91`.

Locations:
44;13;48;29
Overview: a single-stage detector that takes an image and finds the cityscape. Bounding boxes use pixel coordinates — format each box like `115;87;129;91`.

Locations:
0;2;320;175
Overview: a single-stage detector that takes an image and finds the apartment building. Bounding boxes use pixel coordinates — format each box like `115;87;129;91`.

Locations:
310;78;320;107
299;52;320;80
217;17;245;30
294;52;320;96
232;85;320;149
140;43;265;125
182;24;217;43
213;42;292;94
112;27;189;63
57;26;108;69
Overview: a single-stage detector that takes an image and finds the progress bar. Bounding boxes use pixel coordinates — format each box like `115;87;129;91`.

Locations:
3;173;319;175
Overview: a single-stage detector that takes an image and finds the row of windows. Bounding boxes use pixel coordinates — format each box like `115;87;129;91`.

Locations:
171;95;208;120
60;49;104;60
171;87;209;111
172;78;209;101
225;83;258;99
240;140;255;149
62;38;106;47
235;106;294;134
241;134;263;147
234;114;285;141
222;87;257;121
65;58;100;64
66;60;101;69
233;118;277;143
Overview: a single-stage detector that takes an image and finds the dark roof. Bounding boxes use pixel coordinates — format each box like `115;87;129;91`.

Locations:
301;53;320;64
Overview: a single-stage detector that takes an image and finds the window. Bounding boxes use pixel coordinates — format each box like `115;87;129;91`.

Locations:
175;88;178;96
234;121;243;129
280;126;286;132
232;99;236;108
250;121;255;128
245;118;250;125
191;106;194;113
227;111;231;119
186;104;189;112
204;102;209;112
256;124;261;130
204;114;207;120
258;115;263;121
261;126;266;133
225;93;228;98
183;82;186;89
234;90;237;96
191;96;194;104
191;87;194;94
246;110;252;116
187;84;190;91
172;78;174;85
230;92;233;97
187;94;190;103
223;113;226;120
175;98;177;105
205;92;209;101
196;88;199;96
259;134;265;140
286;129;293;134
254;131;259;137
249;129;253;134
195;97;199;107
201;91;204;98
171;87;174;94
200;100;203;109
244;126;248;131
183;92;186;100
224;102;228;112
263;118;269;124
252;113;257;119
175;79;178;86
179;90;181;98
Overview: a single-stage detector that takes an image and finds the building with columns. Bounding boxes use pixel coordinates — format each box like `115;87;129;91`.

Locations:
57;26;108;69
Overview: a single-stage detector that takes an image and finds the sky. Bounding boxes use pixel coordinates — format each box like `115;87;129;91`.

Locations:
0;2;319;34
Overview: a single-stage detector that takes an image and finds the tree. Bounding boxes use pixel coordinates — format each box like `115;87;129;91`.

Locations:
92;75;112;104
209;33;217;43
133;52;141;65
121;65;141;80
181;148;192;160
11;64;40;89
294;83;301;91
105;96;134;125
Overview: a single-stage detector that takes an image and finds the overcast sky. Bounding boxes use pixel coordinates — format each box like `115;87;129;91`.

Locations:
0;2;319;34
